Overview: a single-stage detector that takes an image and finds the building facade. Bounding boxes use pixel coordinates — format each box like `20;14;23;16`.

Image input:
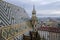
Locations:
38;27;60;40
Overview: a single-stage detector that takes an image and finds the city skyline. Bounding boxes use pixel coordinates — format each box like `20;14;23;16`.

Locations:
4;0;60;17
0;0;60;40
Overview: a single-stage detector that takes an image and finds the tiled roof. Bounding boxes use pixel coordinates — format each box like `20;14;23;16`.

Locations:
38;27;60;33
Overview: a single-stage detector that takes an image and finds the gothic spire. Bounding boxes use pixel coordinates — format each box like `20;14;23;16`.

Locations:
32;5;36;13
33;5;35;11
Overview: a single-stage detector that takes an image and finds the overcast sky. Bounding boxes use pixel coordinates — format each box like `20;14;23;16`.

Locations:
4;0;60;17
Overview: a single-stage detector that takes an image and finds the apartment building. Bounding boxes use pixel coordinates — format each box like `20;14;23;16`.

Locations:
38;27;60;40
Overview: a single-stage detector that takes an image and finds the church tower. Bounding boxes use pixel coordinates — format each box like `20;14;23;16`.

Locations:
32;5;37;31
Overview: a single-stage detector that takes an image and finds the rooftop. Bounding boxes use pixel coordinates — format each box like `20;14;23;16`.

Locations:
38;27;60;33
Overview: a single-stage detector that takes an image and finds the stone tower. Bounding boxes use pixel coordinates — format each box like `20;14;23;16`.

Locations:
32;5;37;31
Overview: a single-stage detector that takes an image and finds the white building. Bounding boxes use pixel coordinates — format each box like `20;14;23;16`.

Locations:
38;27;60;40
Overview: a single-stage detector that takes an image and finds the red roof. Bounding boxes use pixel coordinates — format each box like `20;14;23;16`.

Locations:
38;27;60;33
